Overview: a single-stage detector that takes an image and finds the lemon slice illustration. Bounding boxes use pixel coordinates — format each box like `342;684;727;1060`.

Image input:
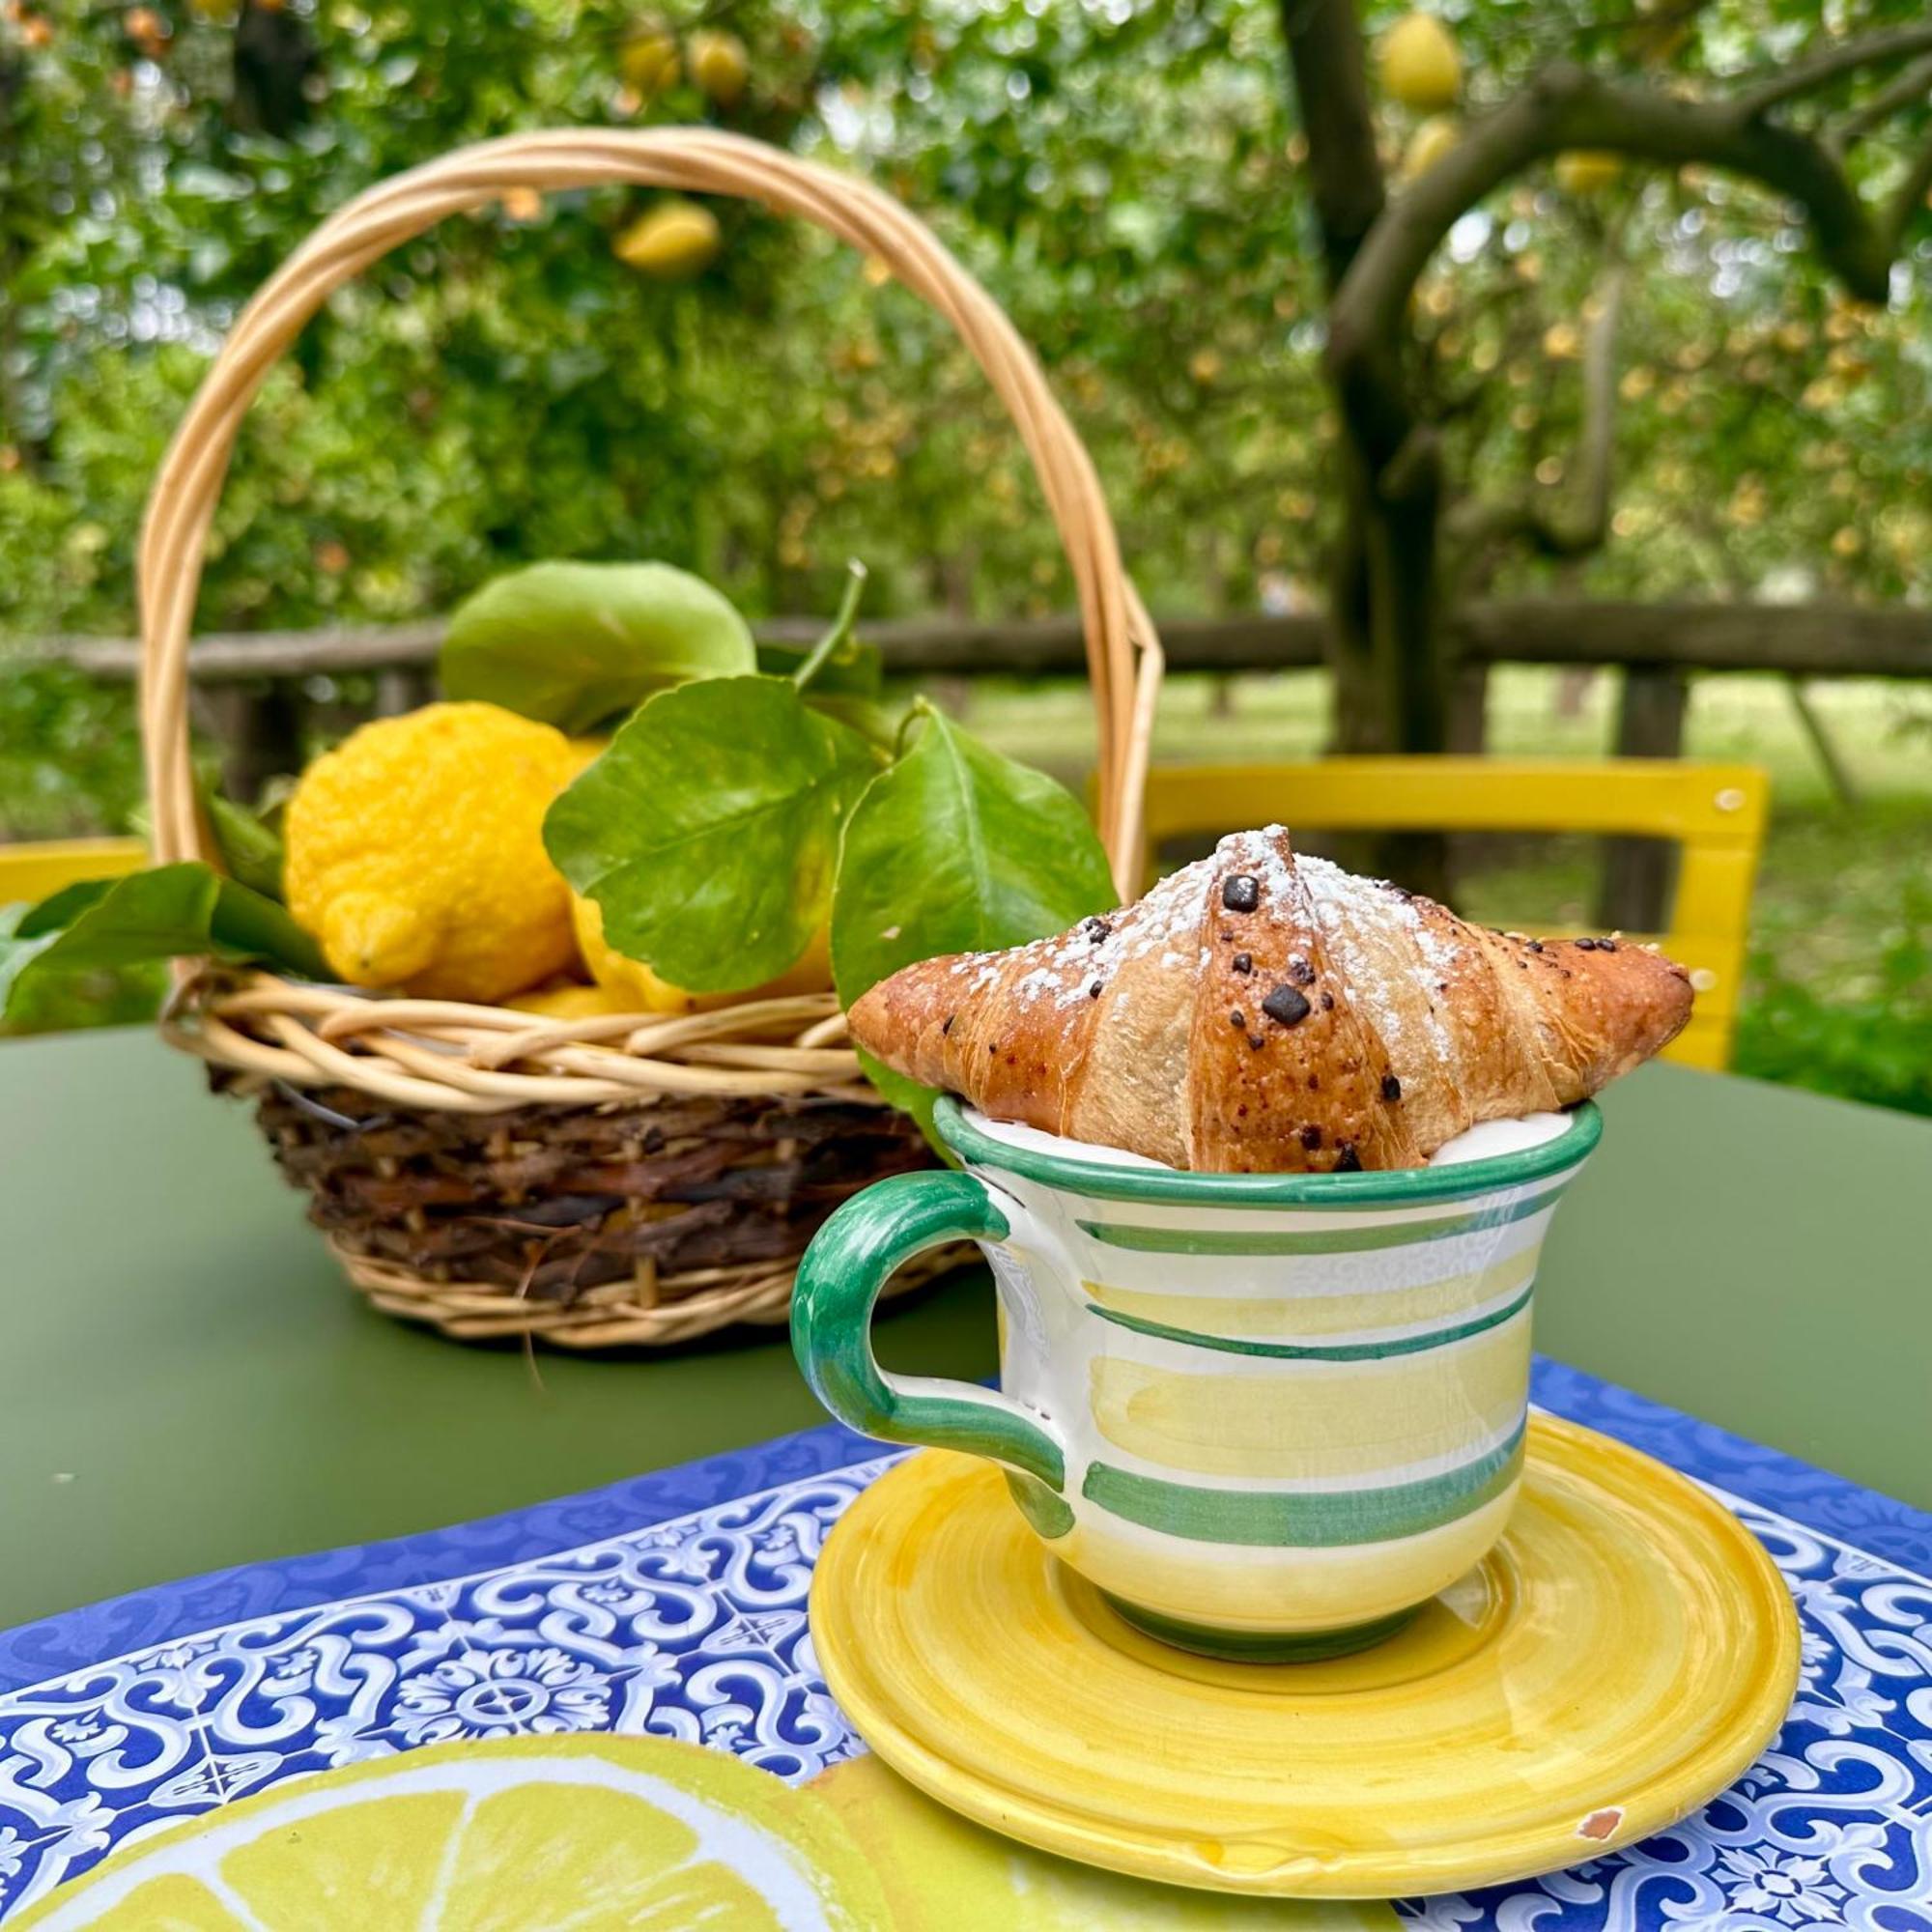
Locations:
14;1735;889;1930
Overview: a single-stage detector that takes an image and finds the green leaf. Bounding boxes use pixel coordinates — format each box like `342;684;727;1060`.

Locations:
544;676;880;994
800;693;903;751
201;783;287;901
830;705;1117;1013
14;878;117;937
206;875;330;977
440;561;757;733
0;863;329;1024
0;924;64;1018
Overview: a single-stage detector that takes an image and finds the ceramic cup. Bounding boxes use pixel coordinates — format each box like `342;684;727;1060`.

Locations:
792;1095;1602;1661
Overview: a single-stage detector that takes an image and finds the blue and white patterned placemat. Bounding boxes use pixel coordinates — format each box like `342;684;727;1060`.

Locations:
0;1359;1926;1928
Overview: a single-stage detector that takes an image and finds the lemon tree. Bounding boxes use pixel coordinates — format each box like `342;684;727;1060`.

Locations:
12;1735;892;1930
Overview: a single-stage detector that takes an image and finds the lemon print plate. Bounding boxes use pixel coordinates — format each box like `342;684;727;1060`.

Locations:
11;1733;884;1930
811;1412;1802;1900
9;1728;1399;1931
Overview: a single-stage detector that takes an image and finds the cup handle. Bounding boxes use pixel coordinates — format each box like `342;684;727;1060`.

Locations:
791;1169;1066;1491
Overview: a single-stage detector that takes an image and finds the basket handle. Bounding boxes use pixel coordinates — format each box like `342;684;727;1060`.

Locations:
136;128;1162;899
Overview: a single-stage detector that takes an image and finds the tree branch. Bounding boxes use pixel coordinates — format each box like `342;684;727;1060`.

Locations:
1886;129;1932;254
1550;253;1628;554
1277;0;1386;291
1828;52;1932;155
1328;48;1920;416
1729;21;1932;120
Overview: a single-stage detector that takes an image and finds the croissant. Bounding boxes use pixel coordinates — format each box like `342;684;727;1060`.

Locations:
848;825;1692;1173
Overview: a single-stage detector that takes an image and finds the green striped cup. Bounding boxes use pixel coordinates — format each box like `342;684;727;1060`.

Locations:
792;1095;1602;1661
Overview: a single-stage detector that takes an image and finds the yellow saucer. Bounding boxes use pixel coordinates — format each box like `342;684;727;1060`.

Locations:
811;1413;1800;1900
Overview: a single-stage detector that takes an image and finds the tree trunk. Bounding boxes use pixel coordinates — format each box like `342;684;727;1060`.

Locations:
1321;442;1454;899
1322;455;1381;755
1277;0;1454;898
1597;666;1689;932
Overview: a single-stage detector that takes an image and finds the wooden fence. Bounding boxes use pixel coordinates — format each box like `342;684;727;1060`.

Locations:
29;596;1932;929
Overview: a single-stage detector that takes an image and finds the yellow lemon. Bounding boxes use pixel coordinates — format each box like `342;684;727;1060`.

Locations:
689;28;749;107
573;892;834;1013
12;1734;891;1929
505;980;640;1020
617;22;679;95
1403;114;1461;180
1379;13;1461;111
284;701;580;1005
1555;150;1622;194
613;200;721;279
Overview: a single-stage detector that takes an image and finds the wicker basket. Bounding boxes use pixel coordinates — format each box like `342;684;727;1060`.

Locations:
138;128;1164;1350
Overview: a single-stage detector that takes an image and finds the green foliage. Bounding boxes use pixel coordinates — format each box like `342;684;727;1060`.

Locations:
1735;890;1932;1118
0;860;325;1028
4;0;1930;643
0;665;144;838
541;565;1115;1029
201;778;286;899
0;900;166;1036
832;701;1118;1139
441;561;755;731
831;703;1115;1009
546;672;881;991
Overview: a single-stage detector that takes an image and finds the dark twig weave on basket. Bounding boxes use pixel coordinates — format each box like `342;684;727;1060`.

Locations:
235;1077;952;1340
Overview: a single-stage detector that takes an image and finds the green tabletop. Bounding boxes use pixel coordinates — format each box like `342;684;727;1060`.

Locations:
0;1029;1926;1631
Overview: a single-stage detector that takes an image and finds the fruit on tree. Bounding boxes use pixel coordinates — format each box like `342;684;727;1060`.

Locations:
1555;151;1622;194
613;201;722;279
1378;14;1461;112
618;20;679;96
688;29;748;108
1402;115;1461;180
125;5;167;56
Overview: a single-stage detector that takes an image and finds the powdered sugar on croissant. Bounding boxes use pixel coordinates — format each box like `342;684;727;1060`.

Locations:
847;825;1692;1173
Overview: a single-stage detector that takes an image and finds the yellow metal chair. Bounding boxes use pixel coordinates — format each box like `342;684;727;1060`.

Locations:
0;837;146;909
1142;759;1769;1071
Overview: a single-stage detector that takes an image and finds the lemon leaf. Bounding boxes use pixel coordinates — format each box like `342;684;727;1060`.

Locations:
0;863;327;1023
830;702;1115;1009
200;781;287;901
546;675;879;994
441;561;756;733
13;876;118;937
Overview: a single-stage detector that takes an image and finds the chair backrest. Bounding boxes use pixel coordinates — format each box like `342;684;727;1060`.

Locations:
0;837;145;911
1141;758;1769;1070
